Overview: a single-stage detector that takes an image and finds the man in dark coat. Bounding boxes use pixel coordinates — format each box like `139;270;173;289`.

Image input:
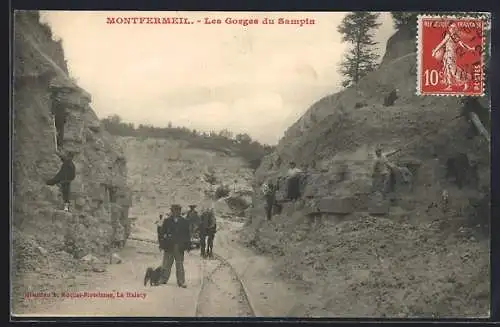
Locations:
199;208;217;258
158;204;191;288
383;88;399;107
46;151;76;212
286;162;303;201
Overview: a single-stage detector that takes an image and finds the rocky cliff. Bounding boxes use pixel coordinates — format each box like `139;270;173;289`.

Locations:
252;26;489;218
116;136;254;227
12;11;131;312
243;25;490;317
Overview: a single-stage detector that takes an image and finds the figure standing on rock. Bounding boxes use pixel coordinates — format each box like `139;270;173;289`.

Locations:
371;146;393;199
112;222;126;249
262;180;277;221
46;150;76;212
383;88;399;107
158;204;190;288
286;161;303;201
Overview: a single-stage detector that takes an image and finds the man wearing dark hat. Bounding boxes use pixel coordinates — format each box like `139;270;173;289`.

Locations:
158;204;191;288
186;205;201;237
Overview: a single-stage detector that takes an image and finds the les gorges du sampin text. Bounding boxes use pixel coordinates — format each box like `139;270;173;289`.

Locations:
106;16;316;27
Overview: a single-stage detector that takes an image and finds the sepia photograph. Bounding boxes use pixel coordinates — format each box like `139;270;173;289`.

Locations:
11;10;491;318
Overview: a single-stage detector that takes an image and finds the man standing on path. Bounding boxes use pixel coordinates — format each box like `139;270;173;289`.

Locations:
199;208;217;258
186;205;200;237
158;204;191;288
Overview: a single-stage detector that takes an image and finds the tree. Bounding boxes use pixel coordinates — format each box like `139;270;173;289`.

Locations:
107;114;122;124
218;129;233;139
235;133;252;144
391;12;419;35
337;12;381;87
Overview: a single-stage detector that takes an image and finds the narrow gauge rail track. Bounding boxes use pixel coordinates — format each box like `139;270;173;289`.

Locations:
128;236;256;317
194;253;256;317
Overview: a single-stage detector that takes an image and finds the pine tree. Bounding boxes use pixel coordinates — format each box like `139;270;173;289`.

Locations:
391;12;419;34
337;12;382;87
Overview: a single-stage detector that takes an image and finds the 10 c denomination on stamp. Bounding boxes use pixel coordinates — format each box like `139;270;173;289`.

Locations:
417;15;486;97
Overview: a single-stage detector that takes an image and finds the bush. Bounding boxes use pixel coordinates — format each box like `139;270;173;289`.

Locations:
215;184;230;199
225;195;251;212
204;172;218;185
100;114;276;171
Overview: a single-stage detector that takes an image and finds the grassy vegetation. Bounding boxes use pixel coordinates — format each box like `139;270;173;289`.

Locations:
101;115;275;170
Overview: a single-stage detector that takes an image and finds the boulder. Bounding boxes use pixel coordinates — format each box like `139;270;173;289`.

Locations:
92;265;107;273
367;200;390;215
36;246;48;256
110;253;123;264
80;253;100;264
318;197;358;215
225;195;251;211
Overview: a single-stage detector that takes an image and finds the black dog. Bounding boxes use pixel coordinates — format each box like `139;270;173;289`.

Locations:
144;267;162;286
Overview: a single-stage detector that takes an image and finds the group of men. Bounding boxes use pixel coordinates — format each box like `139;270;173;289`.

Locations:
155;204;217;288
261;147;404;220
262;161;303;220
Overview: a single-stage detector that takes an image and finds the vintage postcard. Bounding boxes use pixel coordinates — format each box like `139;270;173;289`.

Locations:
11;10;491;319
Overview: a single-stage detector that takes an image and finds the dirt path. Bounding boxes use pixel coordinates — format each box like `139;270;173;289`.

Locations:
18;237;202;317
196;258;254;317
16;218;299;317
213;220;299;317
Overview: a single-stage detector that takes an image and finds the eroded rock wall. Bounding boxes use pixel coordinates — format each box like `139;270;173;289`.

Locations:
12;11;131;260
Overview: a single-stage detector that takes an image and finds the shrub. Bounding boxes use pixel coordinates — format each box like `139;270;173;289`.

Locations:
215;184;230;199
204;172;218;185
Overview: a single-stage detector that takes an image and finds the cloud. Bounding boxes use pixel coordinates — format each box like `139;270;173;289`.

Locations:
40;11;395;144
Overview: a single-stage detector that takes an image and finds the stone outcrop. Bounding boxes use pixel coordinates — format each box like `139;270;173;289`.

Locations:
12;11;131;259
251;25;490;223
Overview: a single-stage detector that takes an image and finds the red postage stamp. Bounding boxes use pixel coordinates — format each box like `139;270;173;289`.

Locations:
417;15;486;96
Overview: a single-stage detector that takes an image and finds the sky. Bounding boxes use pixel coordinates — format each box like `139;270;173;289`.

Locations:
40;11;396;145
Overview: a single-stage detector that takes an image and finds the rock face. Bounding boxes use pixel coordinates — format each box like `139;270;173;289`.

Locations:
12;11;131;261
243;26;490;318
252;28;490;221
117;136;254;223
